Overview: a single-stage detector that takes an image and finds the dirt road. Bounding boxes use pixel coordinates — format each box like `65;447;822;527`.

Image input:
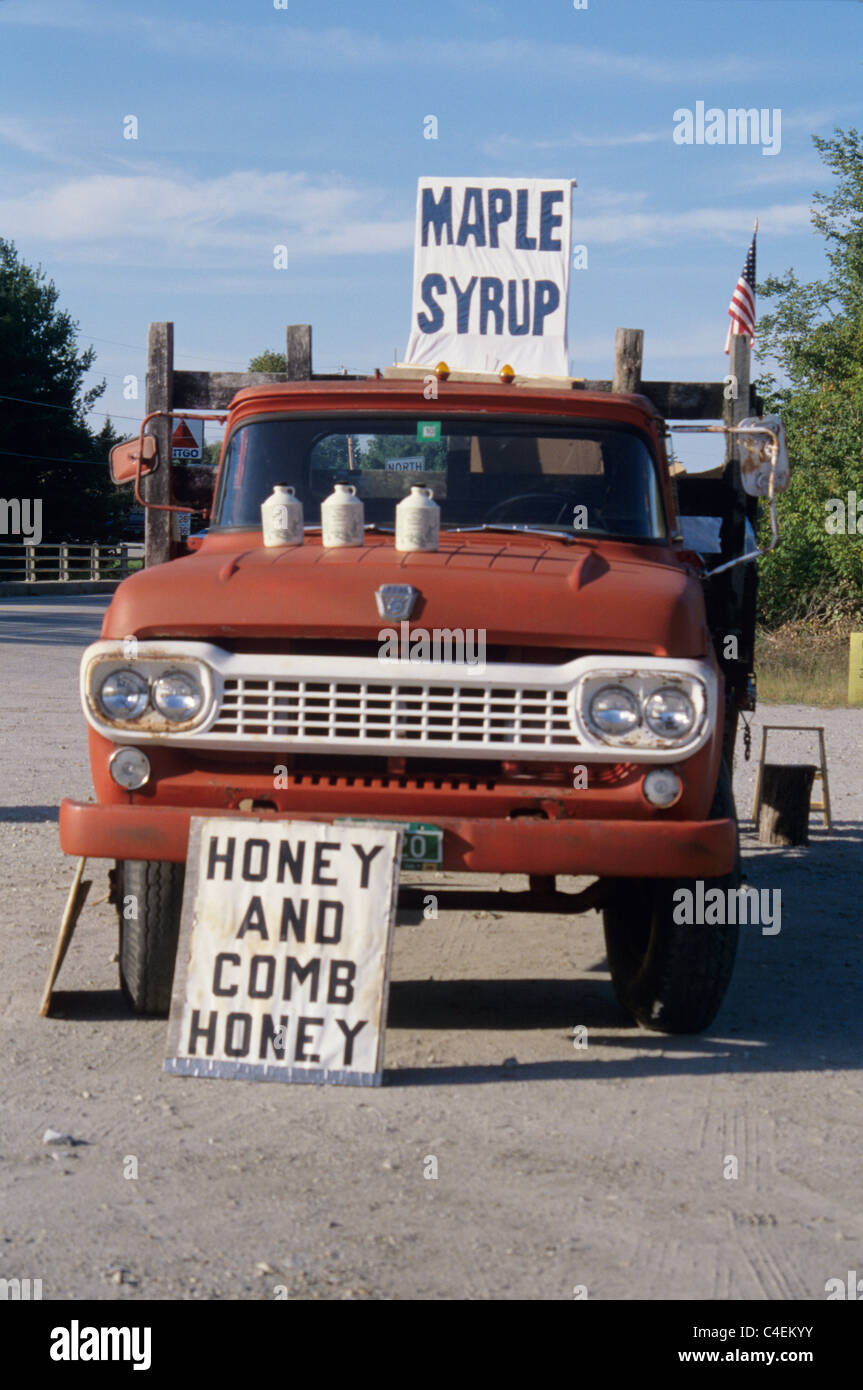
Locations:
1;596;861;1300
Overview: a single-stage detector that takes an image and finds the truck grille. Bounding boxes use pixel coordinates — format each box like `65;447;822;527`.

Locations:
83;642;717;764
210;676;580;753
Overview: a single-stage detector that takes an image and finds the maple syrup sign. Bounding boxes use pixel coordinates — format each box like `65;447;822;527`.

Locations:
404;176;574;377
164;818;402;1086
171;416;204;460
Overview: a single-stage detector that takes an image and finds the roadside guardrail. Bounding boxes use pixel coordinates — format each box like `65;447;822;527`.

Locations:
0;543;144;584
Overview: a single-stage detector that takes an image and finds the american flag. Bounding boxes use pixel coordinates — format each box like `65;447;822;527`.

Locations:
725;225;757;353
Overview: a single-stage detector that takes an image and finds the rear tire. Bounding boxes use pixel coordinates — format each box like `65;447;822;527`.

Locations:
602;762;740;1033
117;859;185;1016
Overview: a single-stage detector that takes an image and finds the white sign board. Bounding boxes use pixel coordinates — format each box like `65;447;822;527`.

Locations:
164;818;402;1086
171;416;204;460
404;177;573;376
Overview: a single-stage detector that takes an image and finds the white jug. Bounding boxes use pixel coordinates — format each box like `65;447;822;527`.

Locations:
261;485;304;547
321;483;364;548
395;485;440;552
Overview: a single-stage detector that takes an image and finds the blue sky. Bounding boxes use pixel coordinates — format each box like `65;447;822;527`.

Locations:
0;0;861;445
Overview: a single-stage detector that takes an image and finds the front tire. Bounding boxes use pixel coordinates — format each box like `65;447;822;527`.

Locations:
116;859;185;1015
602;762;740;1033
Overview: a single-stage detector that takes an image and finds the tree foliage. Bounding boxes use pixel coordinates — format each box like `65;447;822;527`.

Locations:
0;239;123;541
754;127;863;626
249;349;288;373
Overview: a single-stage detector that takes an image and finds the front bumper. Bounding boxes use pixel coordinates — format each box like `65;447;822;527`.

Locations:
59;799;736;878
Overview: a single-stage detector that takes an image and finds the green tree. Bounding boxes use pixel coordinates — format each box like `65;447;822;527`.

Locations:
0;239;123;542
754;127;863;626
249;350;287;373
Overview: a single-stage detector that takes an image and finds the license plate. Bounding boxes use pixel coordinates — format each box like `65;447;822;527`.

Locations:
336;820;443;870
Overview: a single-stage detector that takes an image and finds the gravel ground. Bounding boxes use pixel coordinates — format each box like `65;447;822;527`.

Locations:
1;595;862;1301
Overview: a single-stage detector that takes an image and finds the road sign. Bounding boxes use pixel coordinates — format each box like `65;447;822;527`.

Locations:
171;417;204;460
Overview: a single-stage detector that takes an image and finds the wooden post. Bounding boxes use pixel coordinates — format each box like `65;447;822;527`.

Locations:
39;857;92;1016
721;330;758;742
612;328;643;393
286;324;312;380
848;632;863;704
724;334;751;451
145;322;175;568
757;764;816;846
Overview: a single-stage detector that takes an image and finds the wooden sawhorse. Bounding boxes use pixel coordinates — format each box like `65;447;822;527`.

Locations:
751;725;832;830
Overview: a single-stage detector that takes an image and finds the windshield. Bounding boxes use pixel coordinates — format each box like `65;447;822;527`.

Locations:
213;415;666;540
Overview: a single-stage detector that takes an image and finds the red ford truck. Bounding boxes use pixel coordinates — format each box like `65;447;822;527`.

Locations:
60;349;780;1033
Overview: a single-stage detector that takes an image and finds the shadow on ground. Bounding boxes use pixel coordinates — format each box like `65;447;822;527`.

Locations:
40;822;863;1086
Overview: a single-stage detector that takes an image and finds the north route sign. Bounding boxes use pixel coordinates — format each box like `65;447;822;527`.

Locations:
404;177;574;377
164;818;402;1086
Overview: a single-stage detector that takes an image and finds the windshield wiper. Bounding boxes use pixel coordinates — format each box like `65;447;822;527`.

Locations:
443;524;579;544
301;521;582;542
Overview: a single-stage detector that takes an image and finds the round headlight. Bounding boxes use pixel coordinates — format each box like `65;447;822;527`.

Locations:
644;687;696;739
109;746;151;790
98;668;149;720
643;767;683;807
589;685;639;737
152;669;204;722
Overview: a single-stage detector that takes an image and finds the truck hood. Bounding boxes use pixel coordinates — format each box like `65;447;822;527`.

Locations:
104;534;707;658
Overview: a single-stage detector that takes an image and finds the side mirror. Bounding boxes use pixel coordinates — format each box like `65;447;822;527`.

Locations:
110;434;158;485
737;416;790;498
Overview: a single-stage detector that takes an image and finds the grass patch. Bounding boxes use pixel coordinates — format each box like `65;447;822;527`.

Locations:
755;620;858;706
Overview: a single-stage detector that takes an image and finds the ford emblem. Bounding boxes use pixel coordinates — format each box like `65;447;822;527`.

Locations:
375;584;419;620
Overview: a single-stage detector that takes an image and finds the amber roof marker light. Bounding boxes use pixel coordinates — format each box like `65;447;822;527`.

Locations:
434;361;451;382
499;364;516;384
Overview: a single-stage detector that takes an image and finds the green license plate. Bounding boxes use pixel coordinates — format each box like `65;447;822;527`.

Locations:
336;820;443;870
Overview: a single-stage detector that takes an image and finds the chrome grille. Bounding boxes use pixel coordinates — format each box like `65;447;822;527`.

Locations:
211;676;579;751
82;640;718;764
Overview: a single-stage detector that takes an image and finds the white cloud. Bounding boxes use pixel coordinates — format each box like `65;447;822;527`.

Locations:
480;131;664;159
576;201;812;246
779;106;861;131
0;169;413;263
0;2;771;83
0;115;73;162
484;130;666;157
581;188;651;208
732;156;827;190
0;163;811;268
